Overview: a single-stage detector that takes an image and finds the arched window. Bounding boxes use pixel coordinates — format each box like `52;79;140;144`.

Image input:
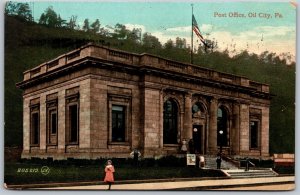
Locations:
163;99;178;144
192;102;205;118
217;106;228;146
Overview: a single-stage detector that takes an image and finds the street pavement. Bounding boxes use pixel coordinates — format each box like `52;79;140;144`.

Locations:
214;183;294;191
37;176;295;191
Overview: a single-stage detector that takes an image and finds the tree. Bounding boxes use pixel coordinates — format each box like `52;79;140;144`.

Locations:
197;39;218;54
175;37;186;49
82;18;90;32
259;51;277;64
164;39;174;50
38;6;61;27
5;1;17;15
142;33;162;49
16;3;33;21
127;28;142;43
39;13;46;25
91;19;100;33
57;15;66;28
5;2;33;22
206;39;218;52
113;23;128;39
67;15;77;30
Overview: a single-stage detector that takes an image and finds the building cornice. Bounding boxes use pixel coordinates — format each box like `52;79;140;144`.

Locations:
16;43;272;100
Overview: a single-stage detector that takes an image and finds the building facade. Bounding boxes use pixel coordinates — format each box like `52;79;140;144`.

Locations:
17;43;271;159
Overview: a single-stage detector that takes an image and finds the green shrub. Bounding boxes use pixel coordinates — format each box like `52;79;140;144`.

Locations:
273;166;295;175
156;155;185;167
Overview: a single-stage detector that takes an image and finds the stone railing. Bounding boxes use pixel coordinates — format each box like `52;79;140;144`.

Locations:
30;67;41;77
23;45;93;80
249;81;262;91
21;44;270;93
192;66;210;78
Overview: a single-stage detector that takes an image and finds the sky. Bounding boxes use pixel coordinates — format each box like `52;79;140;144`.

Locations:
30;1;296;62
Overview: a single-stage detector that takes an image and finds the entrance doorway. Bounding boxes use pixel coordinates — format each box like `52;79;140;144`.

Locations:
193;125;202;154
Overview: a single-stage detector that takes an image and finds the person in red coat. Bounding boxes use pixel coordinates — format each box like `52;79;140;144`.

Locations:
104;160;115;190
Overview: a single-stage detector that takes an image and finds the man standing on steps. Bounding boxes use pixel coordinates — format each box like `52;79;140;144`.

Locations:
188;139;195;154
245;157;249;171
216;153;222;169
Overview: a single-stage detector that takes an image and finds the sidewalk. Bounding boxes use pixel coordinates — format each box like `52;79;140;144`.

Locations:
35;176;294;190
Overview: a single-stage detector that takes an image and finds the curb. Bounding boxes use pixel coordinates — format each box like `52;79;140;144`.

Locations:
6;176;230;189
172;181;295;191
6;175;295;190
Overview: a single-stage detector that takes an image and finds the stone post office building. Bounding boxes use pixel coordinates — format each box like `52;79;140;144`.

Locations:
17;43;271;159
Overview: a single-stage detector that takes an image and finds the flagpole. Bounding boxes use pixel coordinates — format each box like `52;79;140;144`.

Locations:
191;4;194;64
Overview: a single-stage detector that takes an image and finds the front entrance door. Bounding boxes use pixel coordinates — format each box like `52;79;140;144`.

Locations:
193;125;202;154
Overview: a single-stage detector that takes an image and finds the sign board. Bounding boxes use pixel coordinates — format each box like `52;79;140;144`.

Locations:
186;154;196;166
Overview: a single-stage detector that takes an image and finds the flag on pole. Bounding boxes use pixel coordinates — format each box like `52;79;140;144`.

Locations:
192;14;208;47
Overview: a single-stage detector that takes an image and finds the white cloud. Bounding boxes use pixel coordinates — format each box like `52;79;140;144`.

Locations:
149;24;213;46
200;24;213;32
256;26;294;35
166;26;191;33
151;31;190;45
165;24;213;34
236;26;295;40
119;23;295;62
206;25;295;61
124;23;146;33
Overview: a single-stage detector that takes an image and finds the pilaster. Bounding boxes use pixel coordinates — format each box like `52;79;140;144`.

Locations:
240;103;250;152
23;98;30;154
231;102;240;155
57;90;66;153
261;107;269;156
183;93;192;140
39;95;46;153
208;98;218;153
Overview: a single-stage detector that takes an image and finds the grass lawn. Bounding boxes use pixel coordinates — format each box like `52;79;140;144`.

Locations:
4;159;225;185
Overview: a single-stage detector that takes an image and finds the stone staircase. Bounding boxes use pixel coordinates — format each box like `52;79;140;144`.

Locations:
203;156;278;178
204;156;238;170
224;169;278;178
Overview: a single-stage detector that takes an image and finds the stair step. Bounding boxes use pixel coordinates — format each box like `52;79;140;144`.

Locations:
229;175;276;178
204;156;238;170
224;169;277;178
229;173;275;175
203;156;276;178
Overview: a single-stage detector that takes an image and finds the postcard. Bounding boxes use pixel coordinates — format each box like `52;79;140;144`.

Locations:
4;0;296;190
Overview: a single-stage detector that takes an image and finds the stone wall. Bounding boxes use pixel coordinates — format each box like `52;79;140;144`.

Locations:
22;76;92;159
142;87;161;157
239;104;250;153
261;107;270;156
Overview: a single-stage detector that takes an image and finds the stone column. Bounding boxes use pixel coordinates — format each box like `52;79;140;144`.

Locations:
183;93;192;141
261;107;269;156
79;79;91;150
22;98;30;156
239;103;250;153
208;98;218;154
231;103;240;155
90;80;108;149
180;111;184;141
159;89;164;148
57;90;66;154
143;88;160;157
39;95;47;153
